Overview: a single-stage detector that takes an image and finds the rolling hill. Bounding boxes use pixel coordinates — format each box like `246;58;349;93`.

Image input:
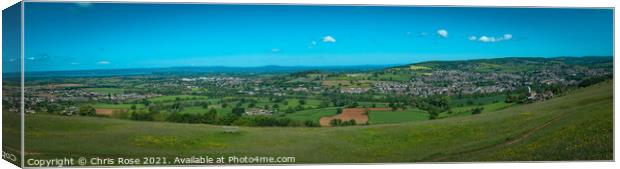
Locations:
394;56;613;73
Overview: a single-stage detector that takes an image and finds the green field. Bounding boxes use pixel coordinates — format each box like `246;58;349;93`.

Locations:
11;81;612;165
91;103;146;109
368;109;428;124
442;102;514;118
450;95;506;107
283;107;339;122
148;95;209;102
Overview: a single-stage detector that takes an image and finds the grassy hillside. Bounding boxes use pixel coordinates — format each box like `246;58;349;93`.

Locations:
16;81;612;165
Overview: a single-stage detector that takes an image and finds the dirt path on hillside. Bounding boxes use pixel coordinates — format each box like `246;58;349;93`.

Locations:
426;112;568;161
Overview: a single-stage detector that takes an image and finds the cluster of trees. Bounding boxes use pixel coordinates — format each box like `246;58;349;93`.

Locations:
415;96;451;119
165;109;217;123
329;119;357;126
328;96;359;108
130;110;157;121
78;105;96;116
141;99;213;115
505;93;528;104
157;107;319;127
578;74;612;88
471;107;484;115
505;83;572;104
304;120;320;127
283;105;305;114
232;115;296;127
387;101;408;111
210;97;318;114
101;94;324;127
39;103;97;117
34;101;70;114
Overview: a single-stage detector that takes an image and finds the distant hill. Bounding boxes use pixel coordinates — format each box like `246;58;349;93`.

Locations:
390;56;613;73
20;65;393;79
14;56;613;79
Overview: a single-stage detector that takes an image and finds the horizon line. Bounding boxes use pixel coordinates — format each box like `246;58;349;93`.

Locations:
6;55;612;74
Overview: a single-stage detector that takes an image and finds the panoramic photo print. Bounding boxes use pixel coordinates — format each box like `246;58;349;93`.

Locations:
1;1;614;167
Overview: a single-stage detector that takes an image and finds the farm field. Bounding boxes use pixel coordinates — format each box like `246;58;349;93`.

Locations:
16;81;612;164
319;108;372;126
94;108;116;116
92;103;145;109
283;107;339;122
368;109;428;124
441;102;514;118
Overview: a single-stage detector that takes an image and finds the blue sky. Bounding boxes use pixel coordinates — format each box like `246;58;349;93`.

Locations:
2;2;21;74
10;2;614;72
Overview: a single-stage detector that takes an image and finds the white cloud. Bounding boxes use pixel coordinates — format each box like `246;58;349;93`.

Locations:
473;34;513;43
75;2;93;8
322;36;336;43
97;61;110;65
26;57;35;60
437;29;448;38
479;36;497;42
